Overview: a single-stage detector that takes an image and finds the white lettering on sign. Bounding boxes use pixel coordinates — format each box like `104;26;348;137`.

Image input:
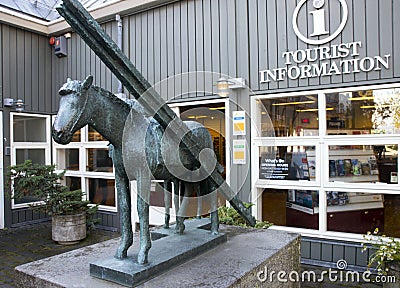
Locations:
259;0;391;84
259;41;390;83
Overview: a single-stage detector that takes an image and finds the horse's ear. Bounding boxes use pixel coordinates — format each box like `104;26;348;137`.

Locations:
82;75;93;90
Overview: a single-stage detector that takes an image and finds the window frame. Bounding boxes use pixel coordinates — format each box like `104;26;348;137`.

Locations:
251;83;400;241
11;113;51;209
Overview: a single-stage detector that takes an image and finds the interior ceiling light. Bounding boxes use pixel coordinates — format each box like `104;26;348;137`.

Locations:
349;96;375;101
209;106;226;110
296;108;334;112
272;100;315;106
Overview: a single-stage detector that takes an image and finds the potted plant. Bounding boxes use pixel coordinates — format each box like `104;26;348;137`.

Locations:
363;228;400;287
8;160;97;244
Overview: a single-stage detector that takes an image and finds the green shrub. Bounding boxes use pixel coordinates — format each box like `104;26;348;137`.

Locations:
218;204;273;229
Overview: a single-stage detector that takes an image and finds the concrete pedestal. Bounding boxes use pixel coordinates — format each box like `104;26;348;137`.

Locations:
15;222;300;288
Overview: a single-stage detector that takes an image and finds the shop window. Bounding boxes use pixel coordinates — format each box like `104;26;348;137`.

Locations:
325;192;400;237
56;149;79;171
16;149;46;165
13;115;47;142
258;95;319;137
88;126;107;141
259;145;316;181
262;188;319;230
88;178;116;207
86;148;113;172
326;88;400;135
328;144;398;184
64;176;81;191
70;130;81;142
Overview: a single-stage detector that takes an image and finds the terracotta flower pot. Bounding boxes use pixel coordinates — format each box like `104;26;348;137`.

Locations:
52;212;87;245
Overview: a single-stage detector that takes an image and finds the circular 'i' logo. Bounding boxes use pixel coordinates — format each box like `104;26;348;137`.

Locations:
292;0;348;45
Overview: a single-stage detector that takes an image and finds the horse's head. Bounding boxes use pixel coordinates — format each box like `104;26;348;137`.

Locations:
52;75;93;144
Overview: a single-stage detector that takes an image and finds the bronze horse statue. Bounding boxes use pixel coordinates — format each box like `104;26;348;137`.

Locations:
52;76;221;265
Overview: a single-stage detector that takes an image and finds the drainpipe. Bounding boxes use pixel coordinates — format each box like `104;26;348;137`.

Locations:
115;14;125;98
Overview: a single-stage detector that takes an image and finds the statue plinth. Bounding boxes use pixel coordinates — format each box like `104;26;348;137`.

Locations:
90;219;227;287
15;221;300;288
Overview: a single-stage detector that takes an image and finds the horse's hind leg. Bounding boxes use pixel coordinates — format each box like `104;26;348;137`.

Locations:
208;179;219;235
163;180;172;229
196;183;202;219
137;174;152;265
113;162;133;259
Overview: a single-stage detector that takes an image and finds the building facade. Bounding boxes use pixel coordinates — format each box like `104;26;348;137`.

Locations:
0;0;399;268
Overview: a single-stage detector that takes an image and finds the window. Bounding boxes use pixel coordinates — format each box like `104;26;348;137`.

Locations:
252;85;400;239
11;113;51;207
53;125;116;211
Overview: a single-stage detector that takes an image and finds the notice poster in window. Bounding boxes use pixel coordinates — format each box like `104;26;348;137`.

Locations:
289;152;310;180
233;111;246;135
233;140;246;164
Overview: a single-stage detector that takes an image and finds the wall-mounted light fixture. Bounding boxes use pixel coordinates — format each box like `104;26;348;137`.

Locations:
216;77;246;97
4;98;25;112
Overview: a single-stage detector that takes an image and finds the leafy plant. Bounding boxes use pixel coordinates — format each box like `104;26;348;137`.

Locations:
7;160;97;218
362;228;400;274
218;203;273;229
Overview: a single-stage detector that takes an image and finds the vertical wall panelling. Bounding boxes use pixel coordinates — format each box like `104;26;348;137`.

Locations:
8;27;17;101
195;0;205;97
187;0;196;98
235;0;249;85
379;0;392;79
16;31;25;104
32;35;39;112
153;8;162;97
180;1;189;100
394;0;400;77
226;0;236;77
257;0;268;92
353;0;366;82
203;0;212;96
342;0;355;83
329;0;342;84
135;15;143;82
297;0;311;87
266;0;278;90
286;0;298;88
276;0;288;89
219;0;229;77
141;13;149;88
365;0;379;81
166;5;175;100
24;32;32;110
159;7;168;100
248;0;259;91
173;4;182;99
147;11;155;87
210;0;220;93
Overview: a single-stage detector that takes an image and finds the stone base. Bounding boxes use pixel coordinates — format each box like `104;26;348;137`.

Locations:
15;222;300;288
90;219;227;287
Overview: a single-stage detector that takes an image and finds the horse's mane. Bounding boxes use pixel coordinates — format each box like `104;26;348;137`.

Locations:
59;79;151;117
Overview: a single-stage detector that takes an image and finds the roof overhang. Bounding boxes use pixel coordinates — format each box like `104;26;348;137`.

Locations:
0;0;174;36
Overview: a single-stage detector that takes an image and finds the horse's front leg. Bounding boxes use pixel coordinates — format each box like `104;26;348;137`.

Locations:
114;166;133;259
163;181;172;229
137;175;151;265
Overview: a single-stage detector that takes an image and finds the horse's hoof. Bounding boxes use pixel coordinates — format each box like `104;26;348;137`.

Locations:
114;250;127;259
211;230;219;236
163;224;170;229
137;252;148;265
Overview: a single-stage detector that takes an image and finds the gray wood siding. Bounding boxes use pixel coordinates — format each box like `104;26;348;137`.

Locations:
251;0;400;93
1;24;53;113
52;0;245;104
